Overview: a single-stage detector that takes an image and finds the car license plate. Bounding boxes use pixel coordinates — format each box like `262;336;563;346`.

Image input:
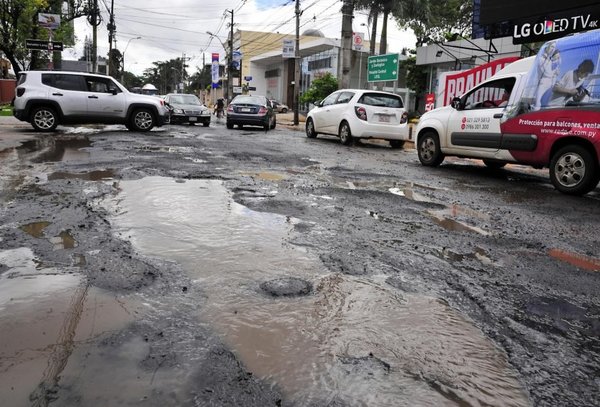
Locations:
189;117;197;121
378;115;390;123
241;108;252;113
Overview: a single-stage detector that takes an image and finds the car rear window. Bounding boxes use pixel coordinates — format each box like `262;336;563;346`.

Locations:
233;96;265;105
358;93;403;108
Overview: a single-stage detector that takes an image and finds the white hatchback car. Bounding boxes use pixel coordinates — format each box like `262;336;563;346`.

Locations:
305;89;410;147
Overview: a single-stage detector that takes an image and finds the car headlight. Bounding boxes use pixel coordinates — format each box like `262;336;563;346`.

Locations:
173;108;183;114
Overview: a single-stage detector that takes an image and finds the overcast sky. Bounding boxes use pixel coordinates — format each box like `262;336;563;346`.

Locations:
69;0;416;76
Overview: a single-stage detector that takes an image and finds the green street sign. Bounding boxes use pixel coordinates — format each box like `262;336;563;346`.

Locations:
367;53;399;82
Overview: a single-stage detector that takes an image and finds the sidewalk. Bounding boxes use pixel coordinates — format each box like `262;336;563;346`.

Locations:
276;112;306;130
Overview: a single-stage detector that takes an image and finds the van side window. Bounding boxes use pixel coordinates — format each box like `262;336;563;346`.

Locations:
462;78;516;110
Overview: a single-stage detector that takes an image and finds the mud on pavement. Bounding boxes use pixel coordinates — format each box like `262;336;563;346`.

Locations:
0;124;599;406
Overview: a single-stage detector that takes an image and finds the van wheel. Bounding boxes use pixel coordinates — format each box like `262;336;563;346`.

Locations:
389;140;405;149
130;108;155;132
339;121;353;145
550;145;599;195
31;106;58;131
483;160;507;169
418;131;444;166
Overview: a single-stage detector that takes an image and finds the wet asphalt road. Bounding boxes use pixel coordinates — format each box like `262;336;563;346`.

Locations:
0;117;599;407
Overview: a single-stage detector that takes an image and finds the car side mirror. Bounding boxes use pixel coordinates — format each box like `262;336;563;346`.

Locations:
316;100;323;107
110;88;118;95
451;97;462;110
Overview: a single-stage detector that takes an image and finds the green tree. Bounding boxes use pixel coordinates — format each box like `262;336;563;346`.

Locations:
121;71;142;90
400;53;428;111
300;73;338;105
143;58;187;94
395;0;473;46
355;0;415;55
0;0;87;74
187;64;212;93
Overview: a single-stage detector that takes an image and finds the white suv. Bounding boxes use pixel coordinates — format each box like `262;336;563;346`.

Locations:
13;71;170;132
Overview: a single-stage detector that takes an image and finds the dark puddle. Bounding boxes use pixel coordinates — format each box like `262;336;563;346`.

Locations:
106;176;529;406
48;169;114;181
25;138;92;163
20;222;78;250
525;296;600;336
20;221;51;238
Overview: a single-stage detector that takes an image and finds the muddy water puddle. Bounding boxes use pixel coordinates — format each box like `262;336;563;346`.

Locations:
107;176;530;406
0;248;139;407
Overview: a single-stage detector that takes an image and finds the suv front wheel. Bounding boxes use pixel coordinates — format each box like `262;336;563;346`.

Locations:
130;108;155;132
31;106;59;132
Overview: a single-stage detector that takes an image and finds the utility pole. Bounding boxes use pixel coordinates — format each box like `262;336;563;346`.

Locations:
293;0;300;125
87;0;100;73
107;0;115;76
226;9;234;102
340;0;354;88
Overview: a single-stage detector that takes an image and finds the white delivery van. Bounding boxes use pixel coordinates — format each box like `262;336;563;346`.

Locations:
415;29;600;195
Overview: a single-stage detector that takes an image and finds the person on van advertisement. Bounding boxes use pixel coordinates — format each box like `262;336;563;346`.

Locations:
519;33;600;111
548;59;594;106
498;29;600;195
533;40;562;110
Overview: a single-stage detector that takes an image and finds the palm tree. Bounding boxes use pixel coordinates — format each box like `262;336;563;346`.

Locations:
356;0;412;55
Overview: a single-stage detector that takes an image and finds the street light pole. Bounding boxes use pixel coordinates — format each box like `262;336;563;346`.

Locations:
122;36;141;84
207;31;229;101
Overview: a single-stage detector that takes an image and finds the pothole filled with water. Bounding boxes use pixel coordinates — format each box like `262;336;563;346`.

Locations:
107;176;530;406
0;248;139;407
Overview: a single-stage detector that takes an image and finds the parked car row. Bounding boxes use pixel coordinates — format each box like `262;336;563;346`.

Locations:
14;26;600;198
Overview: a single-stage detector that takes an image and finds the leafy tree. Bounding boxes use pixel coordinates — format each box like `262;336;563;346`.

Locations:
121;71;142;90
400;53;428;111
143;58;187;94
395;0;473;46
188;64;212;93
300;73;338;104
355;0;415;55
107;48;122;80
0;0;87;74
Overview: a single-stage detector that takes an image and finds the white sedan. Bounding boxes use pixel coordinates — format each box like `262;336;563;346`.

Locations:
305;89;410;147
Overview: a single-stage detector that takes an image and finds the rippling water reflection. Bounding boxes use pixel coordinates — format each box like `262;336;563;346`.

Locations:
110;176;530;406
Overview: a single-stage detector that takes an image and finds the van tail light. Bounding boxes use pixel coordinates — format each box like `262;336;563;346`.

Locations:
355;106;367;121
400;111;408;124
227;105;234;112
258;106;268;115
16;88;25;97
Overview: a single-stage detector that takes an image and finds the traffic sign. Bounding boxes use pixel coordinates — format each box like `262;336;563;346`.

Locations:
352;32;364;51
367;53;399;82
26;39;63;51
